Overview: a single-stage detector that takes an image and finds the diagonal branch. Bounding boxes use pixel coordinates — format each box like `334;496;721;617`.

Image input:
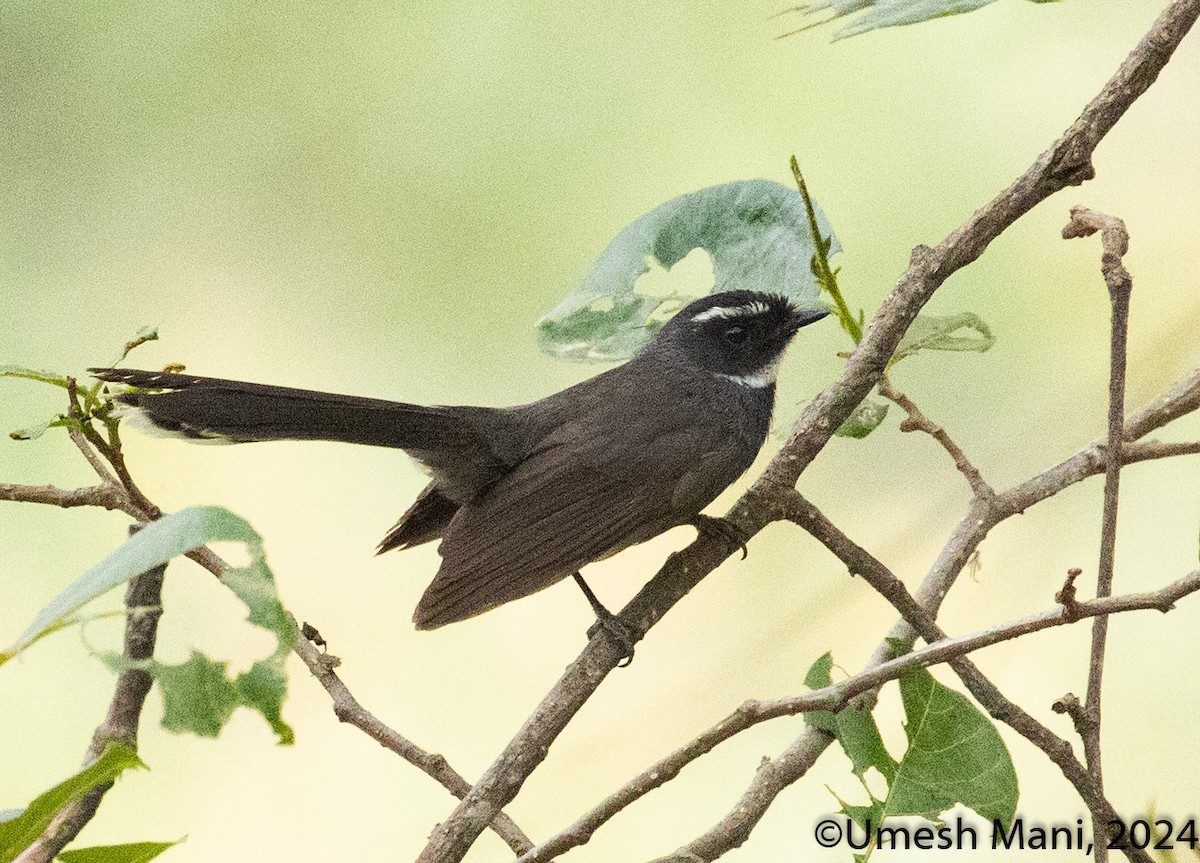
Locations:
416;2;1200;859
290;618;534;854
878;375;995;498
519;562;1200;863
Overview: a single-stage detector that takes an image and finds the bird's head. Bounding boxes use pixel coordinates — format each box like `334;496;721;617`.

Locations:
650;291;829;387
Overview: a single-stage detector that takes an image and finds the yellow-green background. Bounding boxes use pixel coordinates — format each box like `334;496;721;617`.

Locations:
3;1;1199;860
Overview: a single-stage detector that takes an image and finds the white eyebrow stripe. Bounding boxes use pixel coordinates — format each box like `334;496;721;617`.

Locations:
689;301;771;324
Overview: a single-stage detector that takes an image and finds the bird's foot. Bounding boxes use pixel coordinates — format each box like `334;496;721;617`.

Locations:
586;611;638;668
574;572;638;667
691;514;749;560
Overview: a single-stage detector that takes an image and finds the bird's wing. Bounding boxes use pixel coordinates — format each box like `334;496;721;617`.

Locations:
412;423;726;629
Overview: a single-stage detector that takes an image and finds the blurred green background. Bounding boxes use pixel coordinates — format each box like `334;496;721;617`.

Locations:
2;1;1199;860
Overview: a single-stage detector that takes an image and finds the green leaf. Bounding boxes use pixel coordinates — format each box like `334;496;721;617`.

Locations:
9;415;61;441
5;508;256;664
58;839;182;863
793;0;1003;40
4;507;295;744
109;326;160;367
803;652;837;733
836;704;898;785
893;312;995;364
804;653;898;783
0;745;144;863
153;652;239;738
885;669;1018;828
538;179;837;361
234;656;294;745
0;365;70;389
835;398;889;438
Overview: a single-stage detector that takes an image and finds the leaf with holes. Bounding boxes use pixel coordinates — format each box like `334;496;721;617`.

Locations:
538;179;837;361
7;507;294;743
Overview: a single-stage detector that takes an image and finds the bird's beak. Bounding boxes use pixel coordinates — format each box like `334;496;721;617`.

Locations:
788;306;832;334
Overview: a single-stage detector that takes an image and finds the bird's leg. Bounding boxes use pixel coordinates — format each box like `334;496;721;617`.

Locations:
690;514;749;560
573;572;637;667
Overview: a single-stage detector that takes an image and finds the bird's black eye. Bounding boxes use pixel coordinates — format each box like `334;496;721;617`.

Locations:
724;326;747;345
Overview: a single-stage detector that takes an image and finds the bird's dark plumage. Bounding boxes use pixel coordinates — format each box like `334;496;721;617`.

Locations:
90;290;828;630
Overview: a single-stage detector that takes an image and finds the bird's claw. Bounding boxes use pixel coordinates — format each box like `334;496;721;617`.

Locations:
586;611;638;667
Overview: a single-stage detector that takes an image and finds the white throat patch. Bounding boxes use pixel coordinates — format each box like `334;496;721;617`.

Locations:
715;358;779;389
689;301;771;324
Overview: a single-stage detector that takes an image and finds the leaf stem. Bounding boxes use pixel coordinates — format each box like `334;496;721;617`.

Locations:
790;155;862;344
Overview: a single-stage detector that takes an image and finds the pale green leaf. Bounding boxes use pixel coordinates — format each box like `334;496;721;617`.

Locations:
108;326;160;367
9;415;65;441
835;398;889;438
0;365;70;389
538;179;837;361
58;838;182;863
0;746;144;863
795;0;1002;40
893;312;995;363
4;507;258;664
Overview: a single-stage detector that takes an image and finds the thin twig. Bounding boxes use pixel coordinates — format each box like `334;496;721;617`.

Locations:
0;482;128;511
290;618;534;854
878;375;994;498
1064;205;1134;863
417;3;1200;858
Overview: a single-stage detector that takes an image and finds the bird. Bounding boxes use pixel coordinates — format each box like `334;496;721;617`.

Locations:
90;290;828;653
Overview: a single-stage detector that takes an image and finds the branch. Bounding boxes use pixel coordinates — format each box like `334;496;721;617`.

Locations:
14;560;168;863
519;565;1200;862
649;339;1200;862
781;492;1153;863
290;619;534;854
0;482;128;512
877;375;994;498
1063;205;1135;863
416;2;1200;859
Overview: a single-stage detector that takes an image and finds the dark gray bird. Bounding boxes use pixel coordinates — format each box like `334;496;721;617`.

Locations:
90;290;827;641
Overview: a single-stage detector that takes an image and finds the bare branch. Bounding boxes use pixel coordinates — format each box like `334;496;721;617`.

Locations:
291;619;534;854
1064;204;1134;863
1125;367;1200;440
0;482;128;512
878;375;994;498
416;3;1200;858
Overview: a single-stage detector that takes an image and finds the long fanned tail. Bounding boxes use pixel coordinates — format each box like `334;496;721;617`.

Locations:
89;368;483;450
